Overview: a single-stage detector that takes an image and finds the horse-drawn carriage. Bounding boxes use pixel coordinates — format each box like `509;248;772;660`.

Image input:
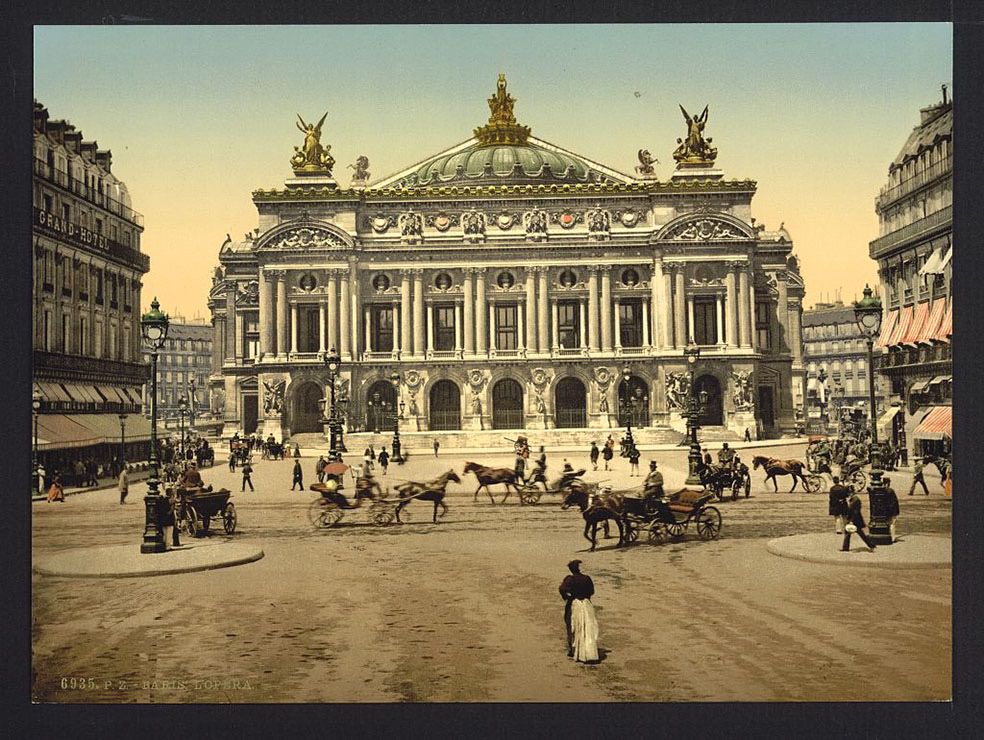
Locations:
697;461;751;501
751;456;826;493
169;485;237;537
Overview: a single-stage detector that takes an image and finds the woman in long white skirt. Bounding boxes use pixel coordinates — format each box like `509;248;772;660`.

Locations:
570;598;599;663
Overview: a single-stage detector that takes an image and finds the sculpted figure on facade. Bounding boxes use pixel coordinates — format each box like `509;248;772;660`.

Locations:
262;379;286;415
731;371;754;411
586;209;611;239
635;149;658;177
291;112;335;173
399;211;423;241
348;155;370;184
462;210;487;241
336;378;350;404
533;391;546;415
471;394;482;416
665;371;691;411
673;104;717;165
523;209;548;239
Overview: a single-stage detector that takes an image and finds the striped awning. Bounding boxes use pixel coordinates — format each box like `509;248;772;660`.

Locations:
900;301;929;344
37;382;73;403
920;298;947;344
912;406;952;440
938;302;952;340
876;308;898;348
887;305;913;347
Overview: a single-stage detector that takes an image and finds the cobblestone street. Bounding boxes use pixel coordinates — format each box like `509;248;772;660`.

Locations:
32;443;952;703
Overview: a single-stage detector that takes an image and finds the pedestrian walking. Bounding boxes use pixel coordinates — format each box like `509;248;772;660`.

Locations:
744;427;752;442
316;455;327;483
828;475;850;534
37;464;46;496
433;439;440;457
908;458;930;496
241;458;254;492
628;445;641;477
363;448;374;473
228;452;237;472
369;445;376;462
46;472;65;503
118;467;129;505
883;476;901;540
293;443;301;459
589;442;600;471
291;459;304;491
559;560;599;663
378;447;390;475
841;492;877;552
602;440;614;471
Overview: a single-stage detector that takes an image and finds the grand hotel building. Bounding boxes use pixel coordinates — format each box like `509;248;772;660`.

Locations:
209;77;805;444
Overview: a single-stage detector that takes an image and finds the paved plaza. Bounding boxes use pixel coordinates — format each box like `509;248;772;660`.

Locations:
32;442;951;703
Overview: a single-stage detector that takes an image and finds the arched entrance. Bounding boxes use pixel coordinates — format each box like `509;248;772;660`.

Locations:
555;377;587;428
292;381;324;433
695;374;724;426
366;380;397;433
492;378;524;430
616;376;650;428
430;380;461;430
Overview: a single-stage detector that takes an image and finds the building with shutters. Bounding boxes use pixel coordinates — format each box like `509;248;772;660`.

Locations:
32;101;152;474
208;76;805;445
869;87;952;458
141;319;214;433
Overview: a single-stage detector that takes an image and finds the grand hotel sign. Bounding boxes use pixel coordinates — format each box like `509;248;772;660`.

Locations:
34;207;150;271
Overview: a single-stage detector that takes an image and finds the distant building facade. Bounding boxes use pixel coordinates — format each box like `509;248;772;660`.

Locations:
208;77;806;443
141;319;212;429
869;88;952;457
32;101;152;471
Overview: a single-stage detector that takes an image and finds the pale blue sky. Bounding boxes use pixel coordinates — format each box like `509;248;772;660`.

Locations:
34;24;952;319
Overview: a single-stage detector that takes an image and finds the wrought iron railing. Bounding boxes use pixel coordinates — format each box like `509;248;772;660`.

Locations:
555;408;587;428
429;410;461;431
876;155;952;210
492;409;525;429
33;157;145;226
869;205;951;258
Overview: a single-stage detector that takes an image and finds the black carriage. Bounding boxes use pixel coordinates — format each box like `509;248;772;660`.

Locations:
171;486;237;537
308;480;398;528
518;470;593;505
621;489;722;545
699;463;751;501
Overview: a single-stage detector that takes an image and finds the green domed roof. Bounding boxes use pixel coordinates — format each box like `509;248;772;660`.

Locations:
398;142;601;188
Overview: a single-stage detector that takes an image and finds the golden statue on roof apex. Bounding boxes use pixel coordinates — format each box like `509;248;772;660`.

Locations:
672;104;718;167
291;112;335;174
474;73;531;146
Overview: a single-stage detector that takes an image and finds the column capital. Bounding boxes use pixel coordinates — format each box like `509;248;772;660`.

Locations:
725;260;748;271
665;260;686;273
399;267;414;277
411;267;425;277
267;269;288;280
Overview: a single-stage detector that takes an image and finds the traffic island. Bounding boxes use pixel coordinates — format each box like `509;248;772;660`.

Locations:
766;532;950;569
34;541;264;578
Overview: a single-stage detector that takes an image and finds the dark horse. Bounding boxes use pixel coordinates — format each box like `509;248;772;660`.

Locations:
393;470;461;523
561;487;629;551
751;456;807;492
463;461;521;504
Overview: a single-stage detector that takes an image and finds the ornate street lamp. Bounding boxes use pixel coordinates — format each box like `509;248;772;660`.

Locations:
390;370;404;463
683;340;708;485
139;297;169;554
371;392;381;434
32;386;42;495
118;413;128;475
853;284;891;545
619;365;636;455
188;378;197;437
323;347;342;462
178;395;188;459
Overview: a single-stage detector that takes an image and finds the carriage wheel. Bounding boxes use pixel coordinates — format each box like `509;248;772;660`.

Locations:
183;505;199;538
804;475;823;493
744;476;751;497
730;480;741;501
371;504;396;526
696;507;722;540
222;502;237;534
624;521;640;543
666;522;686;539
308;499;342;528
648;522;667;545
849;470;867;492
812;476;828;493
520;486;542;506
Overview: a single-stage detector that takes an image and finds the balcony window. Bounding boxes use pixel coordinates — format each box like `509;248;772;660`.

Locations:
371;305;394;352
619;299;643;347
755;301;772;351
693;297;718;346
434;304;455;351
558;300;580;349
495;303;518;350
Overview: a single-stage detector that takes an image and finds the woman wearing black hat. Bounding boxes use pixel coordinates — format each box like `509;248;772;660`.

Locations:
559;560;599;662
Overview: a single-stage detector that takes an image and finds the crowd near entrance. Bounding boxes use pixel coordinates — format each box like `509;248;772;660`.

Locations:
430;380;461;430
492;378;524;429
555;377;587;429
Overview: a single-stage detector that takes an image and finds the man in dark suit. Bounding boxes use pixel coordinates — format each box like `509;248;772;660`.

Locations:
559;560;595;658
842;493;877;552
828;475;850;534
883;476;901;542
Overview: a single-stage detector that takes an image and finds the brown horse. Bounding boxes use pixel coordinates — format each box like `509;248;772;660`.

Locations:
561;487;625;551
751;456;807;492
393;470;461;523
463;461;521;504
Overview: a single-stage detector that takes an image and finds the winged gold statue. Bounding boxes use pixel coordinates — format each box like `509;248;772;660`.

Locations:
672;104;718;165
291;112;335;173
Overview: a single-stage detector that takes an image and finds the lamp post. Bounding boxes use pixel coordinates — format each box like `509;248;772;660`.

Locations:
140;297;169;554
684;340;708;485
118;413;128;475
371;393;381;434
32;387;42;495
178;396;188;460
854;284;891;545
390;370;404;463
188;378;196;438
323;347;342;462
619;365;636;455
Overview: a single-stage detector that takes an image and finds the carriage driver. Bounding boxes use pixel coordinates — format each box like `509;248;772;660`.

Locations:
177;461;211;492
717;442;736;469
643;461;665;504
355;466;383;502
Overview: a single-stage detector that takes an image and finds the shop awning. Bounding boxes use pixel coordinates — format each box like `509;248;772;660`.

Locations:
938;302;952;341
912;406;952;440
919;298;947;344
876;407;901;436
908;379;932;395
37;382;72;403
36;414;104;450
887;305;913;347
900;301;930;344
876;308;898;348
919;247;945;276
121;387;144;405
65;413;154;443
927;375;950;388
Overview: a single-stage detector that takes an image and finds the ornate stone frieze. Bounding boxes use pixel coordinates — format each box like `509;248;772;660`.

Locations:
424;212;459;231
462;210;487;241
523;209;548;240
665;371;691;410
663;216;745;241
730;370;754;411
235;280;259;306
399;212;424;243
585;209;611;240
264;227;346;251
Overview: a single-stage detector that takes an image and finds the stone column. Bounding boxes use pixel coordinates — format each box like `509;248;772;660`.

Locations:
349;259;360;358
463;269;474;354
475;268;487;354
551;299;559;350
716;295;724;345
587;265;600;352
725;264;738;348
276;272;288;357
579;300;587;350
517;302;525;352
651;259;663;350
363;307;371;352
392;299;401;356
738;266;752;348
339;271;351;359
747;266;757;350
290;303;298;355
258;271;272;358
642;298;650;348
600;267;612;351
525;268;537;353
400;269;411;356
673;265;686;345
788;299;803;364
454;303;462;354
326;271;338;352
412;268;424;356
613;299;622;350
488;299;496;353
234;307;243;360
537;267;549;354
427;304;434;355
225;281;237;361
775;270;789;353
663;268;675;349
319;301;326;353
